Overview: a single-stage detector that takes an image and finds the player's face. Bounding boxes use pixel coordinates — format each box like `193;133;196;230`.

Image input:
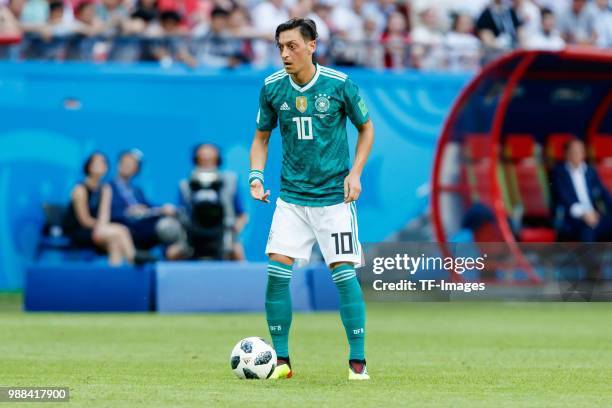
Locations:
277;28;316;75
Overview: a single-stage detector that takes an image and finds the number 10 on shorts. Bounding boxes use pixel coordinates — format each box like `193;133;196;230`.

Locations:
331;232;353;255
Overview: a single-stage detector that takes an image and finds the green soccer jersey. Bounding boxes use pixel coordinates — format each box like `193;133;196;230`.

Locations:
256;64;370;207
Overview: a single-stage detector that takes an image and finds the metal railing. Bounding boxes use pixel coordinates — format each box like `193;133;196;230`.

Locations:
0;33;514;71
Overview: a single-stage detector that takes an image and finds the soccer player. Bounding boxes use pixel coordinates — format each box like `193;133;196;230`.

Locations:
249;18;374;380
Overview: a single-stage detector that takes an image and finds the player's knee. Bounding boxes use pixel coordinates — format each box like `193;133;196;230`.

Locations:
330;261;354;270
269;253;294;266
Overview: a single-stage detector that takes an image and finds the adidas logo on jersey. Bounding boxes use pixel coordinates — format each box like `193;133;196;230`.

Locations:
280;102;290;111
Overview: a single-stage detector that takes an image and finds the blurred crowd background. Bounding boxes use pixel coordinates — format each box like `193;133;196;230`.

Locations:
0;0;611;70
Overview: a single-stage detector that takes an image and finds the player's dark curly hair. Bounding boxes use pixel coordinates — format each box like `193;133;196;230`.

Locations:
275;18;318;44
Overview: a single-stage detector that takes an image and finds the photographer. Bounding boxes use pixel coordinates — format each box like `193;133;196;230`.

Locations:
179;143;248;260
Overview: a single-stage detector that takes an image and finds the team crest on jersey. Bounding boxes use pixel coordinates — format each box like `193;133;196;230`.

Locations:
315;93;330;113
296;96;308;113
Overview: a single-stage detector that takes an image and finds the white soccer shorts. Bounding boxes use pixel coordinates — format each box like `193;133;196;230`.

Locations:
265;198;363;267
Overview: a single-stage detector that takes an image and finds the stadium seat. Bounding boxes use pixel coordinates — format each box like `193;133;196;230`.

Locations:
36;203;99;262
545;133;576;167
459;134;517;244
461;133;512;209
502;134;555;243
589;135;612;191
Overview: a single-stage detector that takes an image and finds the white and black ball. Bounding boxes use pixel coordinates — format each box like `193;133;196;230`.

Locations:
229;337;277;379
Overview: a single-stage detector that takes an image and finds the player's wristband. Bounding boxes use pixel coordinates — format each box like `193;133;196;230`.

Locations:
249;170;264;186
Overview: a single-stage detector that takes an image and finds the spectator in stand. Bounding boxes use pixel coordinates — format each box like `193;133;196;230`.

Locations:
306;1;332;63
307;2;331;43
444;11;482;71
226;5;258;39
291;0;330;44
557;0;596;45
535;0;570;20
63;152;143;266
193;7;246;68
363;0;396;33
110;149;188;259
590;0;612;47
148;10;196;67
360;14;384;68
421;0;488;21
0;0;22;37
524;7;565;50
47;0;73;36
512;0;541;37
412;6;444;45
330;0;366;66
411;6;445;70
20;0;48;27
126;0;159;35
381;10;410;69
73;1;104;36
476;0;523;51
157;0;200;27
226;6;257;62
330;0;365;40
95;0;129;35
251;0;288;66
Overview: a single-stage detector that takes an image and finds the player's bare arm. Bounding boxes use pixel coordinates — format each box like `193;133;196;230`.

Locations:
249;129;271;204
345;119;374;203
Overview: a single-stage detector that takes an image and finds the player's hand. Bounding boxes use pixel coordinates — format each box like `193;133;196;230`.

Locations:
250;180;270;203
344;172;362;203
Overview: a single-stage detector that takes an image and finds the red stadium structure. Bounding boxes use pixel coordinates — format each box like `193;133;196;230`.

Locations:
431;48;612;284
0;36;21;45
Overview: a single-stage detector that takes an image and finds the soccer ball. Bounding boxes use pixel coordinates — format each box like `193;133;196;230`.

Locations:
229;337;277;379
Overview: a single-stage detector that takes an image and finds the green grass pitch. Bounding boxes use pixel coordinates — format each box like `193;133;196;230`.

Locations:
1;294;611;407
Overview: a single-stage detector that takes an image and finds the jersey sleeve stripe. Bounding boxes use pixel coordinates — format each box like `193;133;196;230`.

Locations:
320;72;346;82
320;67;348;78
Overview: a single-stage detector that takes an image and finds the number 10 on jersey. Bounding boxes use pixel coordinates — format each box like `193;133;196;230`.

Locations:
292;117;313;140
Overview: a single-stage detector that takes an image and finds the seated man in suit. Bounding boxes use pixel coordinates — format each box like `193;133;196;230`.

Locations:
110;149;187;258
552;139;612;243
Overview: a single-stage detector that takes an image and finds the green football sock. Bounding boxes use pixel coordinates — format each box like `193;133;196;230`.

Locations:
265;260;293;358
332;264;366;361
